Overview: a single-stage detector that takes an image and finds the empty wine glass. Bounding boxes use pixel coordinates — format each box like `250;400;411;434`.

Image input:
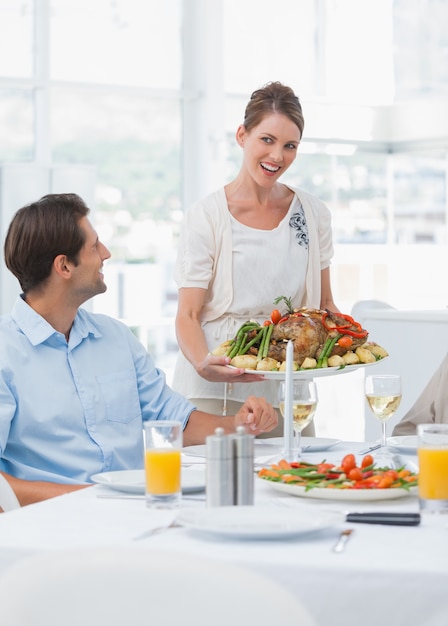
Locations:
365;374;402;459
278;380;318;461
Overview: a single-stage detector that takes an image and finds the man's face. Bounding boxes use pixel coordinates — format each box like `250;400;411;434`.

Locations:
69;217;111;303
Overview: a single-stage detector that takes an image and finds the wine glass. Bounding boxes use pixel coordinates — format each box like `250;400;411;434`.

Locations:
278;380;318;461
365;374;402;458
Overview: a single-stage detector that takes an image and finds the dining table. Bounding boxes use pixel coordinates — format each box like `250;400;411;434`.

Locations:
0;438;446;626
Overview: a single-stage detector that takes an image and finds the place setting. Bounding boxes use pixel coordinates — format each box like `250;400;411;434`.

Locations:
255;347;419;507
92;467;206;499
92;422;206;501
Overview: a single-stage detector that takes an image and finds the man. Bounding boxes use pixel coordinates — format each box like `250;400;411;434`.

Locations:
0;193;277;506
392;353;448;435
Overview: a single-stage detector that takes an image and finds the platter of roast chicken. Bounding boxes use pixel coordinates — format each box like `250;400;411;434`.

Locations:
213;296;388;379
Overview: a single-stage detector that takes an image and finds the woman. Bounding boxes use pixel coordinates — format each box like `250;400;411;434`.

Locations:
173;82;339;436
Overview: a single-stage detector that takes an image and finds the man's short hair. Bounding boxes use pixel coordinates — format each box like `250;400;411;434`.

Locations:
4;193;90;293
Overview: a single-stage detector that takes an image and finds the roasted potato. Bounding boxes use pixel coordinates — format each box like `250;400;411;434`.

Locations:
342;351;360;365
363;342;389;359
229;354;258;370
355;346;376;364
328;354;345;368
210;340;232;356
299;357;318;369
257;357;280;371
279;360;299;371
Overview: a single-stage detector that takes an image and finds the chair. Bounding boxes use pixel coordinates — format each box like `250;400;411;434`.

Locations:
0;473;20;512
0;547;316;626
350;299;395;323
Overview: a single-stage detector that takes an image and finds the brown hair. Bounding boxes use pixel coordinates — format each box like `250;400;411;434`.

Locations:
243;81;304;137
4;193;90;294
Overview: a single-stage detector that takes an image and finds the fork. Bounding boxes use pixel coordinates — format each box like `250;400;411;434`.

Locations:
332;528;354;553
133;519;182;542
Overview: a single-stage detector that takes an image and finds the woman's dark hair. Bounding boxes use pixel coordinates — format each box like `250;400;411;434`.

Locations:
4;193;90;294
243;81;304;137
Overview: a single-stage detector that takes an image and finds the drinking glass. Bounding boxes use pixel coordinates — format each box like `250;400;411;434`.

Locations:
278;380;318;460
417;424;448;516
144;420;182;509
365;374;402;458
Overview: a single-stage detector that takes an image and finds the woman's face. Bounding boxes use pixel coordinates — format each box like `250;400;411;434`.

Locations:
236;112;301;186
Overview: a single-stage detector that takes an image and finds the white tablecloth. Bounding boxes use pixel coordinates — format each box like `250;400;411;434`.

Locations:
0;441;447;626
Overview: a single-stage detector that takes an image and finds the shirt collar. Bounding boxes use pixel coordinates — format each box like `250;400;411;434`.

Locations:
12;295;102;347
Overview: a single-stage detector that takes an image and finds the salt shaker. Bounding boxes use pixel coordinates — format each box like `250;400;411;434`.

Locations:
205;427;234;507
232;425;254;505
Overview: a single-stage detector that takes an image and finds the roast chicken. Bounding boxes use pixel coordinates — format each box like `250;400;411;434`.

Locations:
267;308;368;363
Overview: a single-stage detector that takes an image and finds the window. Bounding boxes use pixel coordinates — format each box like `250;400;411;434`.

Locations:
0;0;447;334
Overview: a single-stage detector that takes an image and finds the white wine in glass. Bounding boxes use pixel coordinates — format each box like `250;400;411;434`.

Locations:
278;380;318;460
365;374;402;457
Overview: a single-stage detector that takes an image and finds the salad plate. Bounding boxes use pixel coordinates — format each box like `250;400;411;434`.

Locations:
387;435;418;453
227;360;382;380
91;467;205;495
261;478;418;501
177;505;343;540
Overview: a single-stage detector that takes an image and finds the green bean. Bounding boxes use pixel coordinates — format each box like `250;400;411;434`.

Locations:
228;330;246;359
256;326;268;361
262;323;274;359
228;322;261;358
241;328;264;354
316;334;341;368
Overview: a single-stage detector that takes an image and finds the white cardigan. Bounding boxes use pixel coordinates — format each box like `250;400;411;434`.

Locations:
173;185;335;403
174;185;334;323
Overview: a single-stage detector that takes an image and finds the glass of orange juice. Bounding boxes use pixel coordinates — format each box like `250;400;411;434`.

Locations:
144;421;183;509
417;424;448;515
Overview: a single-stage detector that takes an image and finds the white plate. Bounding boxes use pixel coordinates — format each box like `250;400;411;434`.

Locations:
261;478;418;501
177;505;343;540
183;437;342;460
90;468;205;495
227;360;383;380
260;437;342;452
387;435;418;453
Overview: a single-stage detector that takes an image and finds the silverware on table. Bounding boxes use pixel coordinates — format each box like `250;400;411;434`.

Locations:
345;512;420;526
97;493;144;500
358;443;381;455
96;493;205;502
133;519;182;542
332;528;354;553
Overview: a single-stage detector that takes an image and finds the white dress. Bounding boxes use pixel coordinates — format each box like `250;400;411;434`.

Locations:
173;185;334;407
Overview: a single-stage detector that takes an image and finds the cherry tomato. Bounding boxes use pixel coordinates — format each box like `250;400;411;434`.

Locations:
348;467;363;482
317;463;335;474
337;335;353;348
361;454;374;468
263;320;272;326
271;309;282;324
341;453;356;474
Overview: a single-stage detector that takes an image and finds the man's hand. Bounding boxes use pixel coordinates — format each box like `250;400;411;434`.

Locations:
234;396;278;435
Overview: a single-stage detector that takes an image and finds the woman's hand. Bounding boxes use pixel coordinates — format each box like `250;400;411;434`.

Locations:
197;353;266;383
234;396;278;435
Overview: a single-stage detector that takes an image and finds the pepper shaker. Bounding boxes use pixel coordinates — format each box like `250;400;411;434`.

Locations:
205;427;234;507
232;425;254;505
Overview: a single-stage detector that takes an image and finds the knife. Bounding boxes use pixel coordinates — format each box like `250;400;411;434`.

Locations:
358;443;382;455
346;512;420;526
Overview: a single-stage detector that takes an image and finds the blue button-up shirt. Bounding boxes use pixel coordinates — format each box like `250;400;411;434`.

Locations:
0;297;196;484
